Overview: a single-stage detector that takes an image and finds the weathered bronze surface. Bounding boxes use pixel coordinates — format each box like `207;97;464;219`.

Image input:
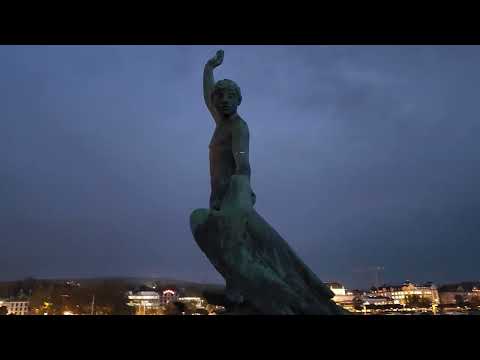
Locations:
190;50;346;314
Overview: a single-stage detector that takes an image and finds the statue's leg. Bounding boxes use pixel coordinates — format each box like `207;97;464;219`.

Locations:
210;175;231;211
190;208;234;284
190;207;250;311
190;207;328;314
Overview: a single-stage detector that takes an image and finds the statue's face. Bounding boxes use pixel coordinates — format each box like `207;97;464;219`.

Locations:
212;88;240;117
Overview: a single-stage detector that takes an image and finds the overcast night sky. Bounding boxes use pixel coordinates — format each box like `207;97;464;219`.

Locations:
1;45;479;289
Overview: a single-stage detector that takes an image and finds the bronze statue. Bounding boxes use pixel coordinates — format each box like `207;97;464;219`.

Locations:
190;50;346;314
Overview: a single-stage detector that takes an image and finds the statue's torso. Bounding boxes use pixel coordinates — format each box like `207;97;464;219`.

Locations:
209;121;236;184
208;116;244;208
209;122;232;149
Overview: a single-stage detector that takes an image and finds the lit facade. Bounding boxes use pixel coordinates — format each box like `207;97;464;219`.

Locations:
126;289;179;315
0;300;30;315
160;289;179;305
362;295;395;306
371;281;440;306
178;296;207;308
326;282;355;311
326;282;347;297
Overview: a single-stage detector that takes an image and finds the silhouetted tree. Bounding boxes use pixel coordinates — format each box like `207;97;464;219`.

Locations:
165;301;186;315
455;294;465;307
405;295;431;308
352;296;364;311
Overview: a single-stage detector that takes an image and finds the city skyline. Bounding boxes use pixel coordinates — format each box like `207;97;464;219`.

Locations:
1;45;480;289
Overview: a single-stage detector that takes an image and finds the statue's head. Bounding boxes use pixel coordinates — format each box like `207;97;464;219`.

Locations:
211;79;242;117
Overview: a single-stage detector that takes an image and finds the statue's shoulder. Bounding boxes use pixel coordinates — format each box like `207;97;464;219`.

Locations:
232;115;249;133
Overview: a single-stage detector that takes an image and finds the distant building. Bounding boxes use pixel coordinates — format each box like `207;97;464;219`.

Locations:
326;282;347;297
438;283;480;306
126;291;160;315
208;305;226;315
325;282;355;311
362;295;395;306
371;281;440;307
160;289;179;305
0;299;29;315
178;296;206;309
126;288;179;315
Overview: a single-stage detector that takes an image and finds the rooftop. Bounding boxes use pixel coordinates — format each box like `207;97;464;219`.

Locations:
374;281;437;290
438;282;480;292
325;282;345;289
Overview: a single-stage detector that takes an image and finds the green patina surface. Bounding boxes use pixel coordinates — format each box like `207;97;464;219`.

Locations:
190;50;347;315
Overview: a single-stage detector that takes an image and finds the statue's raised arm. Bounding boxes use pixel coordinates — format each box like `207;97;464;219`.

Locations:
203;50;224;124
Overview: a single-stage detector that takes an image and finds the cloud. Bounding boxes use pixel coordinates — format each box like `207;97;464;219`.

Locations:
1;46;479;288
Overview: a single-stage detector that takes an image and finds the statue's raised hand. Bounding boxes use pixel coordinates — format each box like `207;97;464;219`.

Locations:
207;50;224;68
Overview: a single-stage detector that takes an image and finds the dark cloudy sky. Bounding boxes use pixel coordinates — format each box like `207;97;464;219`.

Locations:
1;45;479;289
